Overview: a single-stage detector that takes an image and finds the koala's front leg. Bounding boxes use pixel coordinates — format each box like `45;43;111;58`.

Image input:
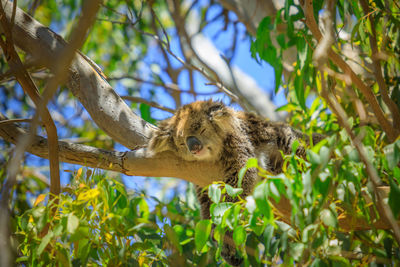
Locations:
218;140;257;266
275;125;324;158
195;185;212;219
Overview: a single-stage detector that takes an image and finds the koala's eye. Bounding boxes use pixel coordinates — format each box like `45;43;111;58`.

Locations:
199;128;206;135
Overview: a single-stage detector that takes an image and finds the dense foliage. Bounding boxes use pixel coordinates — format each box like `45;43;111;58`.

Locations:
1;0;399;266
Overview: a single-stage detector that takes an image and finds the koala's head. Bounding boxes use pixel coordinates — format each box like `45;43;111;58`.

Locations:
149;100;241;161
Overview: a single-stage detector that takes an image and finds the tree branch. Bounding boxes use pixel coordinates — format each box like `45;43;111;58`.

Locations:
0;0;61;196
302;0;399;142
0;0;155;149
359;0;400;129
312;0;400;245
0;113;221;187
121;96;175;113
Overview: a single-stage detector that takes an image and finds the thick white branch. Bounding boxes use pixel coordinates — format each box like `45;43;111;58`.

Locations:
0;116;220;187
0;0;155;149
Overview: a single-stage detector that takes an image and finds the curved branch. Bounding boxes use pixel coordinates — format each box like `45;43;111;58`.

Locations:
0;113;221;187
0;0;155;149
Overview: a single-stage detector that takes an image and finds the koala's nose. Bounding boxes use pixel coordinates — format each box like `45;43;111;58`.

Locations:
186;136;203;153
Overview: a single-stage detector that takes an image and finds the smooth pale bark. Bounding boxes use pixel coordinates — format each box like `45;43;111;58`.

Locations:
0;0;155;150
0;114;221;187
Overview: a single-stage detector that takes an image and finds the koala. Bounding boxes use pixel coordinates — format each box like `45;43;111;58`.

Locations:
149;100;323;266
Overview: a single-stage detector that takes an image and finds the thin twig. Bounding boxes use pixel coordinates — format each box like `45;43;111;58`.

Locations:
122;96;175;113
221;54;260;114
0;118;33;124
148;3;181;107
108;75;216;95
150;6;170;49
99;5;240;103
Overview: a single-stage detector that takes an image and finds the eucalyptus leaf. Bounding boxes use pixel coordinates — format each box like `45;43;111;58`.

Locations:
208;184;222;204
194;220;212;252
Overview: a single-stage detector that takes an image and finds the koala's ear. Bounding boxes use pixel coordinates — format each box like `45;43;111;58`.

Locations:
207;102;227;119
207;101;240;132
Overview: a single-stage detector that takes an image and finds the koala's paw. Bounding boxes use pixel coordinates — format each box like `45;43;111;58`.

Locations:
221;245;243;266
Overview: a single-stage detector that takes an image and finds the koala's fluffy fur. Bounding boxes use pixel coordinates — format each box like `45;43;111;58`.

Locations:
149;100;323;265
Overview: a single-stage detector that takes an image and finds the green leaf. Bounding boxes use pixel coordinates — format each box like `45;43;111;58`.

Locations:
394;167;400;183
289;242;305;261
251;16;283;91
164;224;183;254
389;177;400;218
194;220;212;251
263;224;274;253
15;256;29;263
319;146;330;166
253;182;272;220
211;202;233;225
137;198;150;220
76;238;90;259
308;150;320;165
208;184;221;203
351;20;361;45
233;226;246;246
384;141;400;170
292;139;300;155
249;210;267;235
67;214;79;234
276;221;296;239
246;158;258;168
70;225;90;242
302;224;318;243
237;167;247;188
139;103;155;124
225;184;243;198
53;223;63;236
297;39;308;69
269;182;280;202
37;230;54;256
245;196;256;213
320;209;337;228
294;73;306;111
